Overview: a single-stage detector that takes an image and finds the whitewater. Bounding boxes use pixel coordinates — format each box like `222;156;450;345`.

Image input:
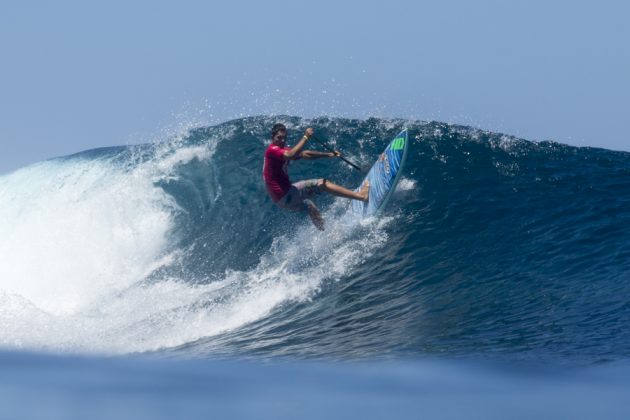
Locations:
0;118;387;353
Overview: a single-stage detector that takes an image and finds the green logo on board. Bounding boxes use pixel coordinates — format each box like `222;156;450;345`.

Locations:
390;137;405;151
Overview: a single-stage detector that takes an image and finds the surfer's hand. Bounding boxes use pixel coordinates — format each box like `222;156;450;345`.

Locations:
331;150;342;158
304;128;314;139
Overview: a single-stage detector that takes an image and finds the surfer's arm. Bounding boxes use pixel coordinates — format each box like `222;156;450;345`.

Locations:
299;150;337;160
283;128;313;159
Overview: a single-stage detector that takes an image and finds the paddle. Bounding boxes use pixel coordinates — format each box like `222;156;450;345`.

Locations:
311;136;362;171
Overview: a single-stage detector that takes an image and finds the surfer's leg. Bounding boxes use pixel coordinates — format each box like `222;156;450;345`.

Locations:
304;199;325;231
320;179;369;202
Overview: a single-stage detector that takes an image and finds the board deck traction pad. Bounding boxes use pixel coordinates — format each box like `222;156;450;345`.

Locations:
351;128;409;218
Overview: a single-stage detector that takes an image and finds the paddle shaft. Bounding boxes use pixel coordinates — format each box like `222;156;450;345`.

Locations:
311;136;362;171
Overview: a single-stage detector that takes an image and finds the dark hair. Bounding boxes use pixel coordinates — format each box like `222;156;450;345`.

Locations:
271;123;287;138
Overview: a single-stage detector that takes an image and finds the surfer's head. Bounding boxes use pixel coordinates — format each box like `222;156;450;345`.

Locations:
271;123;287;146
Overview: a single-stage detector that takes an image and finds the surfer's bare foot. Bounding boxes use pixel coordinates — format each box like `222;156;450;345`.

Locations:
307;202;325;231
359;180;370;202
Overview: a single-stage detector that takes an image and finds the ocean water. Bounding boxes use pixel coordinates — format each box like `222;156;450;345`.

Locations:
1;116;629;418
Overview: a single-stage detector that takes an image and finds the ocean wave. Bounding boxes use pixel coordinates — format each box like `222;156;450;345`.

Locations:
1;116;629;363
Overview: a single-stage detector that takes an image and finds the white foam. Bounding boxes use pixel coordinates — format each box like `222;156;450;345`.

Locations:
396;177;416;191
154;145;213;175
0;139;392;355
110;213;392;353
0;138;215;315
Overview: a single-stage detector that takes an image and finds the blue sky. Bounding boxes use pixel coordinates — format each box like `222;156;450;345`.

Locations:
1;0;628;174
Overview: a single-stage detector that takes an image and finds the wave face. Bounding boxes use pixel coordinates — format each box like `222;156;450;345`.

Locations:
1;116;629;363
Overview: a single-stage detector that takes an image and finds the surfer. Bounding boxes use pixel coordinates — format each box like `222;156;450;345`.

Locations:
263;123;369;230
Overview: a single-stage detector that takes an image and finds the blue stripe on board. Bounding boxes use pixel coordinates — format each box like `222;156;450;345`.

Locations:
351;129;408;217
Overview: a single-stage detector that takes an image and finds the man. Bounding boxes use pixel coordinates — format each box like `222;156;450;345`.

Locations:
263;123;369;230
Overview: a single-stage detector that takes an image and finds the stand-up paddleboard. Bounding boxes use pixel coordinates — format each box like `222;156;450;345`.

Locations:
351;129;409;218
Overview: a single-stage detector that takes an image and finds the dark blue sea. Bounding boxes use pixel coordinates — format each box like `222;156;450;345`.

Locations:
1;116;629;419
